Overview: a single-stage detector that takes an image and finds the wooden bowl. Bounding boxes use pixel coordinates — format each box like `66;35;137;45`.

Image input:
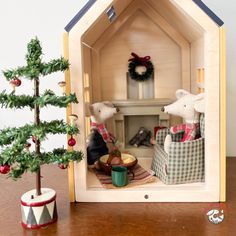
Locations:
99;153;138;175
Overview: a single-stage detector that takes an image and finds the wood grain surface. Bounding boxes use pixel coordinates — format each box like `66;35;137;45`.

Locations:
0;158;235;236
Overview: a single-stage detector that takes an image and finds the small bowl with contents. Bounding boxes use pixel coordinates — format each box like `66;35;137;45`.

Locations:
99;149;138;175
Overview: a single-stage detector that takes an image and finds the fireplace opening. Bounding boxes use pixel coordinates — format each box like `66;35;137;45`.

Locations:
125;115;158;149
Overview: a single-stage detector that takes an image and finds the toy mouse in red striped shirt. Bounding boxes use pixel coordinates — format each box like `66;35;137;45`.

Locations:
161;89;205;153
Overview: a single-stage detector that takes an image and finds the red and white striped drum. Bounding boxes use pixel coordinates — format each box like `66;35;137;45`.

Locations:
21;188;57;229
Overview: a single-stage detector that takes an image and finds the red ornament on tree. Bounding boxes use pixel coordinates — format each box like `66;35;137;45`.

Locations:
58;164;68;169
32;136;40;144
25;142;31;152
32;136;36;143
10;78;22;90
0;164;10;174
68;136;76;147
13;78;22;87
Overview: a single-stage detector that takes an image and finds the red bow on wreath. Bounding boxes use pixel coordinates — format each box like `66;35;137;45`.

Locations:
128;52;151;68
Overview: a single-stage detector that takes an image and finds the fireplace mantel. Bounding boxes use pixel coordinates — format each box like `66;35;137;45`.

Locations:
112;98;173;108
111;99;172;157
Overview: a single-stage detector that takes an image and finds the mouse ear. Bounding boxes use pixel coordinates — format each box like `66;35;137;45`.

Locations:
175;89;190;99
194;93;205;113
103;101;114;108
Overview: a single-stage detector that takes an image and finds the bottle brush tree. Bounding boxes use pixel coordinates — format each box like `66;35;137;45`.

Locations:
0;38;83;196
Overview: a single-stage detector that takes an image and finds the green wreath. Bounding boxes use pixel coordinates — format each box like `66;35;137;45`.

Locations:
128;53;154;82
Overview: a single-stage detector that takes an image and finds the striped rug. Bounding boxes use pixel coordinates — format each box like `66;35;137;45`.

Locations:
94;164;157;189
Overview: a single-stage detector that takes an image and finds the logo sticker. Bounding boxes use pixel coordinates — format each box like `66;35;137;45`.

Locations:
206;209;224;224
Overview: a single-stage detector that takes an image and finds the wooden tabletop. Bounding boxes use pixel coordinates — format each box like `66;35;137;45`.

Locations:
0;158;235;236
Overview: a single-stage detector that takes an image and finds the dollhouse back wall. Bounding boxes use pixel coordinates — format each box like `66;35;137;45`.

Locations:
93;10;182;101
82;0;205;103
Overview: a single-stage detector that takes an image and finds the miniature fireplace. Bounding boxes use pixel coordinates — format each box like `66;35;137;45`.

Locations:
111;99;172;157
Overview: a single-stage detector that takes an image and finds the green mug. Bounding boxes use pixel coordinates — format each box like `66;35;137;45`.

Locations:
112;166;128;187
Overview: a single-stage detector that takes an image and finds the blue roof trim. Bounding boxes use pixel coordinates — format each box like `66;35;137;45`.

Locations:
192;0;224;26
65;0;97;32
65;0;224;32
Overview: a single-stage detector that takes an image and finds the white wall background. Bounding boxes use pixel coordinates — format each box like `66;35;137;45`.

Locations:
0;0;235;156
0;0;87;151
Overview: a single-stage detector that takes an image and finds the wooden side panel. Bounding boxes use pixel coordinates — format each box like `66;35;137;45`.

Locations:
63;32;76;202
220;27;226;202
171;0;219;31
191;37;204;93
149;0;204;42
69;29;89;203
91;50;102;102
83;45;92;103
204;30;220;201
82;0;133;46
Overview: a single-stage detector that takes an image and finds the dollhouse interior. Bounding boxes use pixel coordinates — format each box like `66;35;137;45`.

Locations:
79;0;208;190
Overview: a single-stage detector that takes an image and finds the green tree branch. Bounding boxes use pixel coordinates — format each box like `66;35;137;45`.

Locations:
0;90;78;109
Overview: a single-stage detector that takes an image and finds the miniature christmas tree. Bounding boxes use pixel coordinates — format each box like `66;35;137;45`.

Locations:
0;38;83;196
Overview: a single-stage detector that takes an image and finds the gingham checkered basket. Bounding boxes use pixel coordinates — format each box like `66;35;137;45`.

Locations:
151;114;205;184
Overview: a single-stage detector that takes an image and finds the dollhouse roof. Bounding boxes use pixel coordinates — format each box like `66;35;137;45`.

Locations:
65;0;96;32
65;0;224;32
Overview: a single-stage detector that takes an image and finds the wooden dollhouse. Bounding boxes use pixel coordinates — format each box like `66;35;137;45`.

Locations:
64;0;226;202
